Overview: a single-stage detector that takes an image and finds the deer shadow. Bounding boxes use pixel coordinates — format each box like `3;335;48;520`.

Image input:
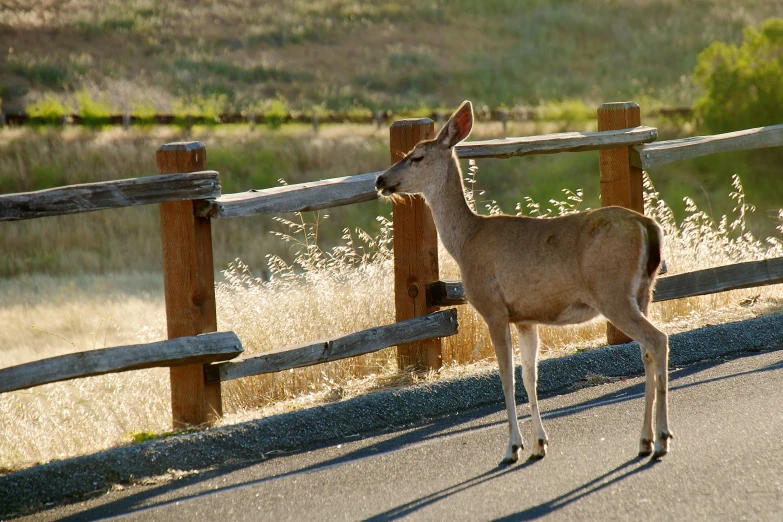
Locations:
53;353;783;521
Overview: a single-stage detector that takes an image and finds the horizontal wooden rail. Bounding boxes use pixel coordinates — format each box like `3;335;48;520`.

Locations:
631;123;783;169
0;171;220;221
455;126;658;159
205;309;458;382
426;280;467;307
197;127;658;219
651;257;783;302
427;257;783;308
196;172;381;219
0;332;243;393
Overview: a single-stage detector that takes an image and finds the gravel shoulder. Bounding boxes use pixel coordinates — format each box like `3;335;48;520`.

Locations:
2;313;782;519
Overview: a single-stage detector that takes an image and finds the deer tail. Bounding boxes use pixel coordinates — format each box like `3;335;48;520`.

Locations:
644;220;663;278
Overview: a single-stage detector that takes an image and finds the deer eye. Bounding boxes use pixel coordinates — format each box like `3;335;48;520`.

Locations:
410;155;423;163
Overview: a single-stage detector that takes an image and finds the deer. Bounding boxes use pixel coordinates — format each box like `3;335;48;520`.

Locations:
375;101;672;464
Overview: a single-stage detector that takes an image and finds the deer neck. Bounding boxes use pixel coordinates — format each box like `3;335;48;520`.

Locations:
421;154;481;262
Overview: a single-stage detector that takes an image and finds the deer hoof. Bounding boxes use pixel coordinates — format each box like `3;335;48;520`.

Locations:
652;432;673;459
638;438;653;456
500;444;522;465
651;447;669;459
529;438;548;460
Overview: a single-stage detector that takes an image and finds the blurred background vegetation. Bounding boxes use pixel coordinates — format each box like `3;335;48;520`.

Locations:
1;1;783;277
0;0;780;116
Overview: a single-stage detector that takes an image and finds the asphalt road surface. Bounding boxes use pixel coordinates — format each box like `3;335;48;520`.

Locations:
25;349;783;521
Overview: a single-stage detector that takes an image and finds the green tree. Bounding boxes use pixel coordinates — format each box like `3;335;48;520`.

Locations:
695;18;783;133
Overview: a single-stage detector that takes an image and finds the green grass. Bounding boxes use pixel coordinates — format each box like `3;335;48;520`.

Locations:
9;58;69;88
1;1;781;113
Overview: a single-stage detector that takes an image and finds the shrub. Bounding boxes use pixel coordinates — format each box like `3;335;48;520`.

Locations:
694;18;783;133
10;58;68;87
263;95;289;130
74;90;112;127
130;100;157;125
26;94;69;123
172;94;229;126
539;99;593;125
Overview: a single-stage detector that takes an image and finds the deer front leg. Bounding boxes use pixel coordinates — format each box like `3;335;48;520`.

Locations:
515;323;548;459
488;320;523;465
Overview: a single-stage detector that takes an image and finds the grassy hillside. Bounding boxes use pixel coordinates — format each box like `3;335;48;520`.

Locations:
1;0;782;113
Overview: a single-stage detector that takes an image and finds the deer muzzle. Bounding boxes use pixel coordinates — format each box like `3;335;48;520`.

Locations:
375;174;397;196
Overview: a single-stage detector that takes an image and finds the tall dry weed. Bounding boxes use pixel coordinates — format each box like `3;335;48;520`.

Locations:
2;173;783;472
217;212;399;411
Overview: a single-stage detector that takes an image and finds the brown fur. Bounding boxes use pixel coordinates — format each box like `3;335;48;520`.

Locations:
376;101;673;463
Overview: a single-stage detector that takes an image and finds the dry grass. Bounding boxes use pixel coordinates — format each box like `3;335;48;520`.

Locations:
0;273;164;368
0;274;169;472
2;0;781;113
2;174;783;473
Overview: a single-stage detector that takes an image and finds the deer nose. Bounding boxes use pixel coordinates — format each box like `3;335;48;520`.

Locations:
375;173;397;196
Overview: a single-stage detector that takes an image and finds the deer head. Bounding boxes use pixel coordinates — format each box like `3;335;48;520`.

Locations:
375;101;474;199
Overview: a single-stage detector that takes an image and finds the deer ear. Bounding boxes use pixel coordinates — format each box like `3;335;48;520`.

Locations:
438;101;473;149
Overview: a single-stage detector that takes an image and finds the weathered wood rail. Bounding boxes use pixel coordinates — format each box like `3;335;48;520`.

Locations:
631;123;783;169
195;172;382;219
0;332;242;394
0;172;220;221
206;309;458;383
195;127;658;220
455;126;657;159
1;101;782;435
427;257;783;307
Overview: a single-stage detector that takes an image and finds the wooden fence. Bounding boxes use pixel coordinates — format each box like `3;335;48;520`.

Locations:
1;101;782;430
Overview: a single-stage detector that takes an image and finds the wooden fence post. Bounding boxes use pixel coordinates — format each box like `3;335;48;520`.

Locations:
157;141;222;428
389;118;442;371
597;101;645;345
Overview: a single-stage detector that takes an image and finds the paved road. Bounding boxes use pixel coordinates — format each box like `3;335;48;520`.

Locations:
26;350;783;521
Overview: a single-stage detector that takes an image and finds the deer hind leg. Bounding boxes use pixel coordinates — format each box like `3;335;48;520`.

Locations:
515;323;548;459
487;318;523;464
650;333;672;459
600;302;672;458
639;346;656;456
636;286;656;456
